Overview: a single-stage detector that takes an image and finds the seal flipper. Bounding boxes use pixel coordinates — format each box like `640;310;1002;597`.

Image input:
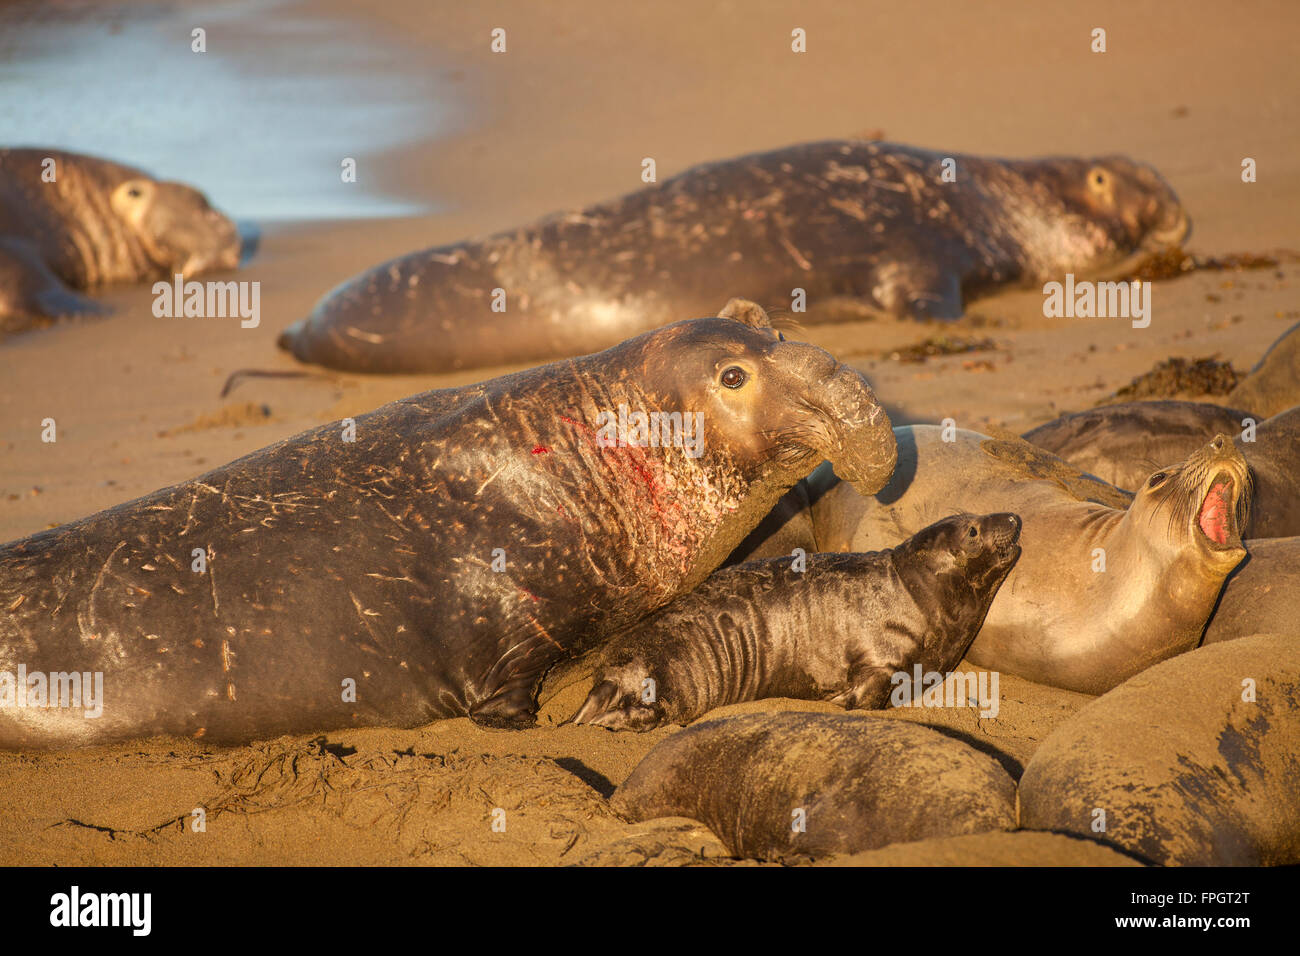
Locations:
836;664;897;711
0;238;110;334
869;254;965;320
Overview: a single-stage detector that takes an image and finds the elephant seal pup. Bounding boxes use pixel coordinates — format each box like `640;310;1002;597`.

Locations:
1019;633;1300;865
1202;538;1300;644
0;300;898;748
570;512;1021;731
1024;403;1300;537
279;140;1188;373
611;711;1017;862
1226;320;1300;418
775;427;1249;694
0;148;241;334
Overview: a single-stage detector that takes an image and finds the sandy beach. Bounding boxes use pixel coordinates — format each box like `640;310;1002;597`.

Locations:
0;0;1296;866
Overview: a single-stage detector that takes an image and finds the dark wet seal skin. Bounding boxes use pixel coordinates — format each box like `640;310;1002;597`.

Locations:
611;711;1018;862
278;140;1190;374
0;148;241;335
0;299;897;748
1201;537;1300;645
1025;402;1300;537
1019;633;1300;865
737;426;1251;695
570;512;1020;732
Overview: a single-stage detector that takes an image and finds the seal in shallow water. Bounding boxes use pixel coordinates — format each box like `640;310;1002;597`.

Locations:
743;427;1249;694
570;512;1020;731
0;300;897;747
278;140;1189;373
0;148;241;335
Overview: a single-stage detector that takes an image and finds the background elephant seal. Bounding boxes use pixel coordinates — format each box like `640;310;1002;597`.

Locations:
1202;537;1300;644
1018;633;1300;865
570;512;1021;731
748;426;1249;694
0;148;242;334
1024;402;1300;537
610;711;1017;862
1226;320;1300;418
0;300;897;748
278;139;1188;373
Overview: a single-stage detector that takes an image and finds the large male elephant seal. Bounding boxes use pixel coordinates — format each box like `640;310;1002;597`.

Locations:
279;140;1189;373
741;427;1249;695
1018;633;1300;866
1023;403;1300;537
0;148;242;334
1202;537;1300;644
611;712;1017;862
570;512;1021;731
0;300;897;748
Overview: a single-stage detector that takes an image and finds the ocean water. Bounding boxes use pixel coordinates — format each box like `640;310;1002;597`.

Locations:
0;0;450;221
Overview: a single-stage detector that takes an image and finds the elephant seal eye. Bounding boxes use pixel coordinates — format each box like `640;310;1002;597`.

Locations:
1147;471;1168;488
720;366;746;389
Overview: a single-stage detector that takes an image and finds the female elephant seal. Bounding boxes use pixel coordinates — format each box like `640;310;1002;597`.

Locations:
746;426;1249;694
571;512;1021;731
1018;633;1300;865
611;712;1017;862
1226;320;1300;418
0;148;241;334
1023;402;1300;537
0;301;896;748
279;140;1188;373
1202;537;1300;644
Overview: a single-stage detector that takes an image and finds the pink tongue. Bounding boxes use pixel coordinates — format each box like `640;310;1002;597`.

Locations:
1198;482;1230;545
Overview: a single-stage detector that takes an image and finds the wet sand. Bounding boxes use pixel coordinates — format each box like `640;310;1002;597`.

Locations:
0;0;1296;865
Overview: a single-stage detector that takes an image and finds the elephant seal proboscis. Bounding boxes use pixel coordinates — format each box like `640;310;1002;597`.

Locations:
570;512;1021;731
0;148;241;334
0;300;897;747
610;711;1017;862
1024;402;1300;537
1018;633;1300;865
744;426;1250;694
1202;537;1300;644
278;140;1188;373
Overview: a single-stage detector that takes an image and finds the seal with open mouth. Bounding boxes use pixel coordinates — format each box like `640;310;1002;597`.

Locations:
0;300;898;748
277;140;1189;374
738;427;1250;694
1023;402;1300;538
570;512;1020;731
0;148;242;335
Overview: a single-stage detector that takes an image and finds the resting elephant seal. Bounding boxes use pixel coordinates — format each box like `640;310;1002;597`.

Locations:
0;300;897;747
1023;403;1300;537
571;512;1021;731
0;148;241;334
1202;537;1300;644
611;711;1017;861
1226;320;1300;418
743;427;1249;694
1018;633;1300;865
279;140;1188;373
